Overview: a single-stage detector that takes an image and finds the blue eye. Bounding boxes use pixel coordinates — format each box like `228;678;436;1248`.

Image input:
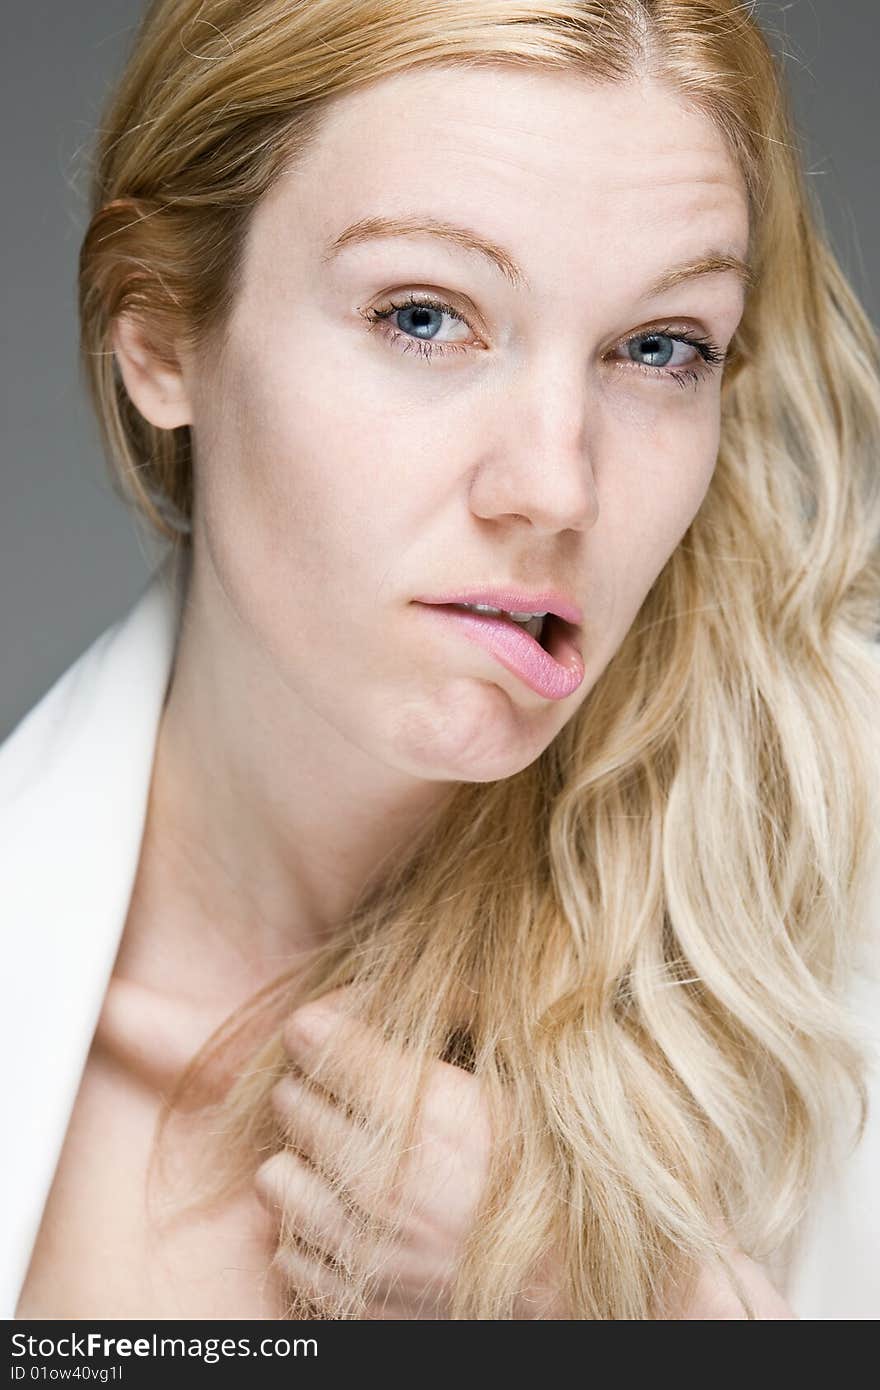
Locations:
394;303;450;341
627;333;679;368
362;292;726;389
363;294;471;362
619;329;726;388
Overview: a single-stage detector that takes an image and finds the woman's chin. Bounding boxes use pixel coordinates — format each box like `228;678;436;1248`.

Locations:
389;692;557;783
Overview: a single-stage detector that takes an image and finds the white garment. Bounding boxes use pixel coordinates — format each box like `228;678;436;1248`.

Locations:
1;554;878;1318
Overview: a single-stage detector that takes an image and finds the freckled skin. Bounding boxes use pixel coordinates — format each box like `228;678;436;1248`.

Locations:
109;62;750;977
184;68;747;789
197;67;739;772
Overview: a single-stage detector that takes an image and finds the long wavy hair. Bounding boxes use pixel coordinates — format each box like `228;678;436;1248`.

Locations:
78;0;880;1319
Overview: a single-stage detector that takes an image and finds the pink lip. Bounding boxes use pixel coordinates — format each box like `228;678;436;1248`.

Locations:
413;603;585;701
412;588;583;627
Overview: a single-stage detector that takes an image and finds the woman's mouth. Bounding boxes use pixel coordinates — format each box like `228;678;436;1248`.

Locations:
413;602;585;701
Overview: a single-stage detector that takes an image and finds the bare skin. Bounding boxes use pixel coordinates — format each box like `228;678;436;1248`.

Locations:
17;64;795;1317
15;888;289;1318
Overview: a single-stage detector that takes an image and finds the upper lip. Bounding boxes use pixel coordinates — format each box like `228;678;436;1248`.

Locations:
413;587;582;627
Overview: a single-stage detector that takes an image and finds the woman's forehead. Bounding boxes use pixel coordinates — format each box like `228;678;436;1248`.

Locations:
292;64;744;192
249;67;749;298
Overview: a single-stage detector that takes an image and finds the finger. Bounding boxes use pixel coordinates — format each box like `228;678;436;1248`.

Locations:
269;1074;399;1230
255;1149;355;1263
272;1238;351;1306
282;997;410;1118
270;1071;354;1170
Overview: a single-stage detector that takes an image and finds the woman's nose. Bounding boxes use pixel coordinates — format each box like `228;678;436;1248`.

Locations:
467;361;600;534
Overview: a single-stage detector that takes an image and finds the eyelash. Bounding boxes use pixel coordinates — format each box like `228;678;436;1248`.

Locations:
361;292;727;390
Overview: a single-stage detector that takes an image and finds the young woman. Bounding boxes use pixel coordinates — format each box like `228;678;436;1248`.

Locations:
7;0;880;1319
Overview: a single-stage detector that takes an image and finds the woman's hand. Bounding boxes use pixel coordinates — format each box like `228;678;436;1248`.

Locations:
254;989;794;1320
254;988;499;1319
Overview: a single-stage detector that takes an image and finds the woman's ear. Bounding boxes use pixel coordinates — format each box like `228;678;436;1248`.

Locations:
112;313;193;430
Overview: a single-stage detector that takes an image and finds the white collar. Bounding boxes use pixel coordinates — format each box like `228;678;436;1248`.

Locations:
0;550;186;1315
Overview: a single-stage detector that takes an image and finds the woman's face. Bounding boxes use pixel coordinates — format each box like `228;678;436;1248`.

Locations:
181;65;749;783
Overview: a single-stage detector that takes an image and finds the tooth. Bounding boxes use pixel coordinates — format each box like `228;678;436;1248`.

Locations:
462;604;549;619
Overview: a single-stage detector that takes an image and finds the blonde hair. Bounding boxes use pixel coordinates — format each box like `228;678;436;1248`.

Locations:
79;0;880;1318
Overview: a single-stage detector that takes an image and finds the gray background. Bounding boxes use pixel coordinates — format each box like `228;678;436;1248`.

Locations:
2;1;878;740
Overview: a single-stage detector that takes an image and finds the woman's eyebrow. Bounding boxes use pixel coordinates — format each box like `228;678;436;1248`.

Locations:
320;212;754;298
322;213;529;288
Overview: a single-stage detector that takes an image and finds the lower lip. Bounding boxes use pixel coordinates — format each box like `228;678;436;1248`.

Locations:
414;604;585;701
